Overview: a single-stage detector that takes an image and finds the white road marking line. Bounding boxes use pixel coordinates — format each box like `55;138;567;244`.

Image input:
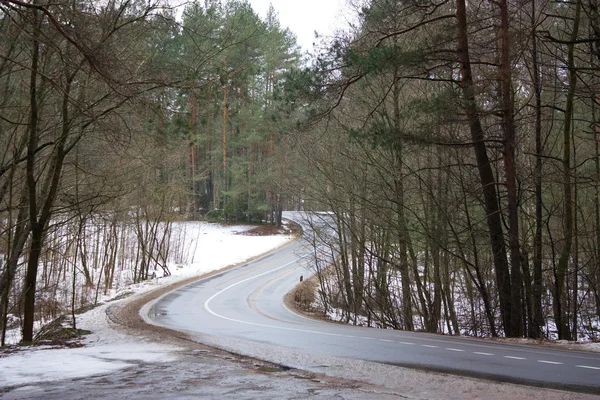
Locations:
473;352;494;356
204;257;354;338
379;339;394;342
202;255;568;370
576;365;600;370
362;337;375;340
537;360;563;365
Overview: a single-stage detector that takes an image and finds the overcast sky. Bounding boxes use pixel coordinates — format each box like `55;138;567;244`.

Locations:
248;0;348;52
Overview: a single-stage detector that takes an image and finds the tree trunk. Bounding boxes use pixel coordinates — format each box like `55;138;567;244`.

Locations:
531;0;544;339
456;0;512;336
392;71;413;331
554;0;581;341
589;0;600;320
499;0;523;337
23;57;73;341
572;192;578;341
189;92;199;216
594;92;600;317
522;251;534;338
222;74;228;209
22;2;42;343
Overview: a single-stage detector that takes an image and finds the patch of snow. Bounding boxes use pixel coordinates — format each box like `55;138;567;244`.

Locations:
93;221;292;300
0;223;292;389
1;302;180;387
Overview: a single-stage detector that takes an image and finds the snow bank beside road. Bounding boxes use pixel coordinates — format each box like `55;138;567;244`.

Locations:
0;222;292;389
117;221;294;294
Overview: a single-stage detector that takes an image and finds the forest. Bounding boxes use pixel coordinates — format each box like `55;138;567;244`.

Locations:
0;0;298;345
1;0;600;345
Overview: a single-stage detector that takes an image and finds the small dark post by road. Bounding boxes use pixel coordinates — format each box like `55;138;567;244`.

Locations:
275;194;282;227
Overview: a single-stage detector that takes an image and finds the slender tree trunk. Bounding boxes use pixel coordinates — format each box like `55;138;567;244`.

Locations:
531;0;544;339
335;212;353;317
356;170;367;315
572;123;579;340
22;2;42;343
499;0;522;337
554;0;581;341
427;155;441;332
522;250;534;337
189;92;198;215
222;75;228;208
456;0;512;336
589;1;600;318
594;92;600;317
1;257;7;347
71;236;78;330
392;71;413;331
465;274;477;335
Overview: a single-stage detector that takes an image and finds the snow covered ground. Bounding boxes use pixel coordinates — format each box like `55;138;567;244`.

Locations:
0;222;293;389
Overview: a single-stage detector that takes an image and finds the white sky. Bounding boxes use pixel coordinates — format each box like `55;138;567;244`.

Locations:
248;0;349;52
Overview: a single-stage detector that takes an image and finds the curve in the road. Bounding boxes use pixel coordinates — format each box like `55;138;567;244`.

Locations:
146;232;600;396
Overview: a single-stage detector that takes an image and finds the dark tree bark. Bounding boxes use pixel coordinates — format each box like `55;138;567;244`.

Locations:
21;0;42;344
554;0;581;341
595;93;600;318
499;0;523;337
456;0;513;336
392;72;413;331
531;0;544;339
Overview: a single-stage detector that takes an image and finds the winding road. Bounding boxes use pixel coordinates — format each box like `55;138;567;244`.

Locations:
146;218;600;395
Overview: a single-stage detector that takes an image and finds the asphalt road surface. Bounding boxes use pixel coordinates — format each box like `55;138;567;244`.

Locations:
147;230;600;395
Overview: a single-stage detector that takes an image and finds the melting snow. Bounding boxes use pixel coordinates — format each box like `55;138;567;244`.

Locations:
0;221;292;389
